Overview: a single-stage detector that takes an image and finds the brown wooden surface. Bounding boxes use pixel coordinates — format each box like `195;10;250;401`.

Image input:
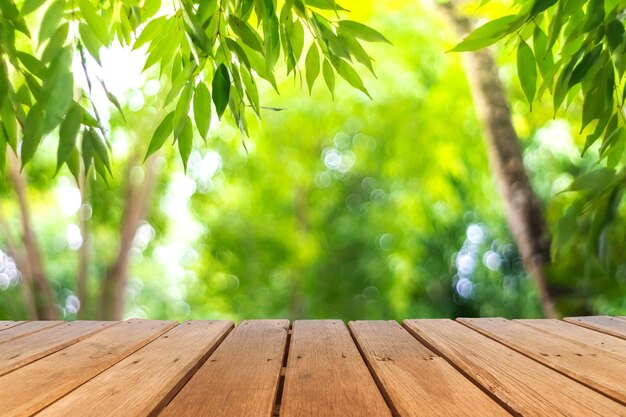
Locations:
0;317;623;416
459;317;626;405
565;316;626;340
161;320;288;417
516;318;626;358
0;321;25;331
0;321;63;343
0;319;176;417
0;321;113;376
349;320;509;417
36;320;233;417
280;320;391;417
405;319;626;416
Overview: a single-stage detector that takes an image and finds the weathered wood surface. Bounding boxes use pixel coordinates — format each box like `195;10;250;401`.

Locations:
0;317;623;416
405;319;626;416
161;320;288;417
280;320;391;417
565;316;626;340
0;319;176;417
459;317;626;405
349;320;509;417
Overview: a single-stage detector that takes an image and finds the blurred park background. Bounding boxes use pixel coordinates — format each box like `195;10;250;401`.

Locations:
1;0;625;321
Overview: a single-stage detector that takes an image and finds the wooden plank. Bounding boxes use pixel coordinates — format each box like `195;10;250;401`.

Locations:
161;320;288;417
349;320;509;417
0;321;64;343
405;319;626;416
517;319;626;358
459;317;626;405
0;321;25;331
564;316;626;340
280;320;391;417
0;321;114;376
0;319;177;417
37;320;233;417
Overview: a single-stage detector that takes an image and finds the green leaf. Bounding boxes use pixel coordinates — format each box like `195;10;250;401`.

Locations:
79;23;102;64
582;0;604;33
16;52;46;79
529;0;557;19
0;128;6;175
177;115;193;172
517;40;536;110
66;146;80;182
305;0;347;11
193;82;212;141
39;0;65;45
567;168;615;192
240;65;259;113
57;104;82;172
337;20;389;43
41;23;69;63
322;59;335;98
133;16;167;50
0;60;8;108
81;129;93;174
229;15;263;52
569;45;602;88
145;111;174;161
305;44;320;94
21;0;48;15
174;83;193;137
606;20;625;52
212;64;230;119
332;58;370;97
89;128;111;174
20;105;44;167
450;15;520;52
533;26;554;91
581;86;605;131
78;0;110;45
0;103;17;151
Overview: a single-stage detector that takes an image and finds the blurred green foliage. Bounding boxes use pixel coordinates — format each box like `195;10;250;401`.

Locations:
0;0;625;320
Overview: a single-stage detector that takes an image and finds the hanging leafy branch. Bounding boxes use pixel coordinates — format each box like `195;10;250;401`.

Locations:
0;0;389;180
451;0;626;261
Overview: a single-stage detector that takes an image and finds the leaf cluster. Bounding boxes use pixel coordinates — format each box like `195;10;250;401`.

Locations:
453;0;626;260
0;0;388;178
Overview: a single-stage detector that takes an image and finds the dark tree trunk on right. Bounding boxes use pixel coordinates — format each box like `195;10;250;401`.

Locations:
440;1;559;318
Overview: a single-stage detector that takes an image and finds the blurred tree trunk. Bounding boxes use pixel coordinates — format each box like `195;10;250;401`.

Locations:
440;1;559;318
6;151;57;319
76;174;90;318
99;156;160;320
0;207;38;319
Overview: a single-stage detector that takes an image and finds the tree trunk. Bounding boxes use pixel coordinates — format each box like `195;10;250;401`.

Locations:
76;173;90;318
6;151;57;319
99;156;160;320
439;1;559;318
0;207;38;319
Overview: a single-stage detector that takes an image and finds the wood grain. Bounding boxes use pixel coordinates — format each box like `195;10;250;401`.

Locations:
405;319;626;416
280;320;391;417
0;321;114;376
516;319;626;358
0;321;24;331
349;320;509;417
0;321;63;344
161;320;288;417
36;320;233;417
459;317;626;405
565;316;626;340
0;319;177;417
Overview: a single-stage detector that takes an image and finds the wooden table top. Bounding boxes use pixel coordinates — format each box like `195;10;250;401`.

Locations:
1;316;625;416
